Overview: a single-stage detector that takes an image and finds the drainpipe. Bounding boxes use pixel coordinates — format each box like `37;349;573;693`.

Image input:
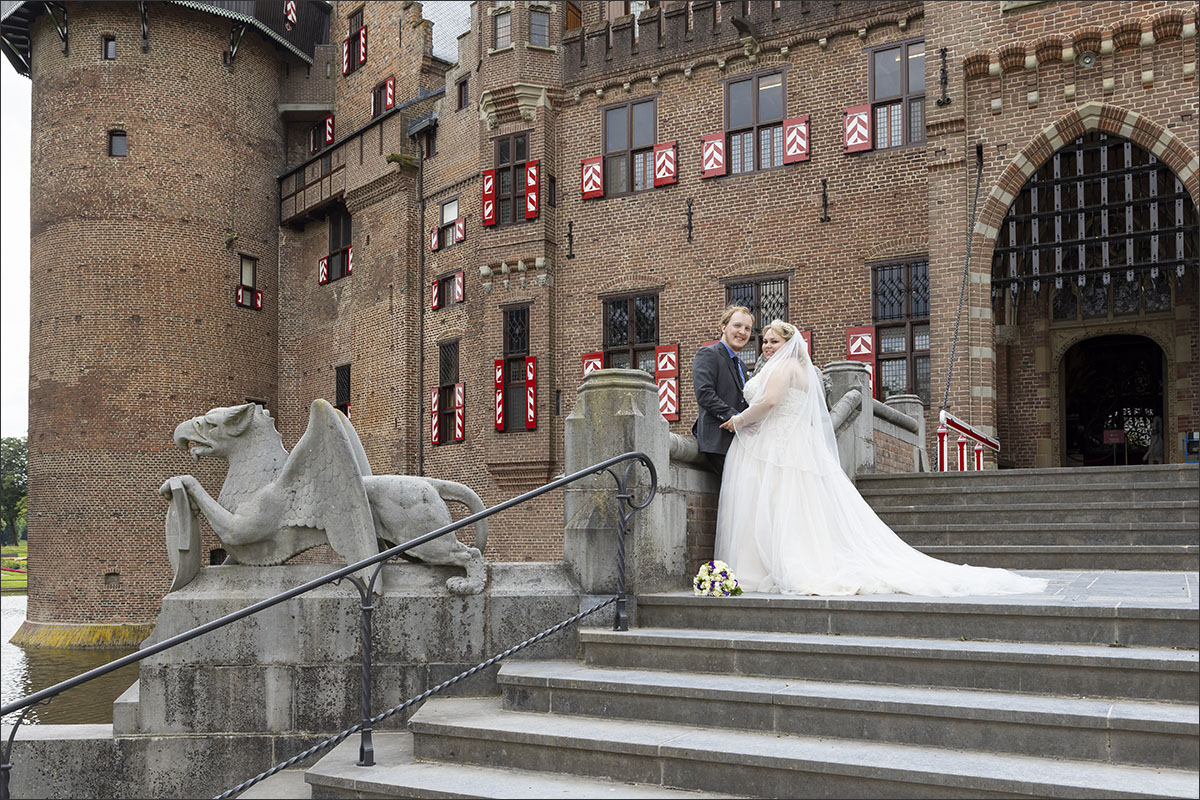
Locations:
407;113;437;476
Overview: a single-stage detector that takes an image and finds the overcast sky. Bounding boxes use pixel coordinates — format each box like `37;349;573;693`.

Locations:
0;3;470;440
1;58;30;439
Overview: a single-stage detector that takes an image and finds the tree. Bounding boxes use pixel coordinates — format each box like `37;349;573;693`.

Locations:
0;437;28;547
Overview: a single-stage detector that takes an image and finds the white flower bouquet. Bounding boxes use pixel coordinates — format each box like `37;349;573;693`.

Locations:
693;560;743;597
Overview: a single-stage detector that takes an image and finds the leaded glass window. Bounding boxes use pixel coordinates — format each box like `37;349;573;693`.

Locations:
604;293;658;372
436;341;458;445
725;277;789;367
502;306;529;432
872;260;930;403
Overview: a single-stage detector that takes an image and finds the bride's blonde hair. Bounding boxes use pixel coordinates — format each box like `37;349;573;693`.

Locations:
763;319;798;340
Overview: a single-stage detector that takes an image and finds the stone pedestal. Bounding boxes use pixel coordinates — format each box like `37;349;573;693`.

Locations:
824;361;875;478
563;370;681;603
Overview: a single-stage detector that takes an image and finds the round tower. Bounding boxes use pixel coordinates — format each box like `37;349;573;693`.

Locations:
16;1;288;645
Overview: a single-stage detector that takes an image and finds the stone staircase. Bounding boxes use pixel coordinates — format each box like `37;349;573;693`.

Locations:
303;572;1199;799
858;464;1199;572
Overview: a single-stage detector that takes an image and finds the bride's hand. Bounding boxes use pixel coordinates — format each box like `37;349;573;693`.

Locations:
719;416;738;431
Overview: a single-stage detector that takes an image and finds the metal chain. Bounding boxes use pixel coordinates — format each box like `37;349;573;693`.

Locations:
215;596;616;800
940;146;986;413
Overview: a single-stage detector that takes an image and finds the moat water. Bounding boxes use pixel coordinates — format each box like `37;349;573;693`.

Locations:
1;593;139;726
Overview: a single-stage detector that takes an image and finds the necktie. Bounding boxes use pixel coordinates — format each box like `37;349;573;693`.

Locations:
732;354;744;387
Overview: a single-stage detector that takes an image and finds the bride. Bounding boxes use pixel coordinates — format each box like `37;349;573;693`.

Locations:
715;320;1047;597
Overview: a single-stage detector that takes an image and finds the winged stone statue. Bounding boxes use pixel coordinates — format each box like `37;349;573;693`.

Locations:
160;399;487;594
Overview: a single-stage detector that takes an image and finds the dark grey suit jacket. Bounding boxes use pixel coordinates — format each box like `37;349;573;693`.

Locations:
691;342;750;455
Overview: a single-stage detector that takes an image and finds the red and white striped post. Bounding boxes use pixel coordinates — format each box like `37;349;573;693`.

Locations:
957;436;969;471
937;424;948;472
974;442;984;471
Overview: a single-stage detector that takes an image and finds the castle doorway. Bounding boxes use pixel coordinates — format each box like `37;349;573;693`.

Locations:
1061;335;1164;467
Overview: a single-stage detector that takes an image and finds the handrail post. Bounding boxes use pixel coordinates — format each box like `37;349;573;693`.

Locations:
613;486;630;632
344;575;375;767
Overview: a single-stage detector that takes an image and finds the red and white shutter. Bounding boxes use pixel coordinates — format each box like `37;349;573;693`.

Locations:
346;245;353;274
284;0;298;29
324;115;334;146
430;278;440;310
654;344;680;421
580;156;603;199
799;329;813;357
524;160;540;219
453;382;465;442
318;256;329;285
235;286;244;306
482;169;496;226
342;37;350;74
653;141;677;187
358;26;367;66
843;104;872;153
581;351;603;378
453;270;464;303
254;290;263;310
845;325;875;397
429;387;439;445
700;132;725;178
430;224;440;252
385;77;395;110
524;356;537;429
783;116;810;163
493;359;505;431
454;217;465;243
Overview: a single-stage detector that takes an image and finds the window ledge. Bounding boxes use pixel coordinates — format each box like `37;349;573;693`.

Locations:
525;43;557;53
528;2;555;10
488;44;515;55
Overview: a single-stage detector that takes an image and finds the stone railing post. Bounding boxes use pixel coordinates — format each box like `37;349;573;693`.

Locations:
885;393;928;471
823;361;874;479
563;369;674;607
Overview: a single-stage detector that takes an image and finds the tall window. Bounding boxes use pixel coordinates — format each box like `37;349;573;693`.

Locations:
439;198;459;249
873;260;930;403
494;132;528;225
436;341;459;445
725;277;788;366
502;305;529;430
371;81;387;118
103;36;116;59
530;8;550;46
422;127;437;159
327;207;352;282
565;1;582;31
494;4;512;49
870;39;924;149
108;130;127;157
456;77;469;111
335;363;351;417
603;293;658;373
603;98;656;195
236;255;257;308
308;125;322;154
347;8;364;72
726;71;785;174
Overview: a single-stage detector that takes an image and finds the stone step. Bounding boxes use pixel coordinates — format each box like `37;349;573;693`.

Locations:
914;545;1199;572
891;522;1199;546
408;697;1200;799
856;464;1198;491
304;731;730;799
634;576;1200;649
497;661;1200;770
239;767;311;799
579;628;1199;703
874;501;1197;525
860;483;1198;507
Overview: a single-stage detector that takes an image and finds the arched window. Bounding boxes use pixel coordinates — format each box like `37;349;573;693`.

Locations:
991;132;1198;322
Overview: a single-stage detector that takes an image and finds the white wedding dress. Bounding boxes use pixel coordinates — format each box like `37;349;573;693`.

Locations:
714;335;1047;597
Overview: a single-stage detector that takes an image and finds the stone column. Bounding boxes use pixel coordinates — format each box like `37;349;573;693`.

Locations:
563;369;675;604
824;361;874;479
886;393;928;471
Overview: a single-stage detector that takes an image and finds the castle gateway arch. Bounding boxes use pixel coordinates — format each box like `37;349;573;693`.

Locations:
987;107;1198;467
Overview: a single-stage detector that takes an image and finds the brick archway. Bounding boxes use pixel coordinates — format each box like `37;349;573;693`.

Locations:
974;101;1199;249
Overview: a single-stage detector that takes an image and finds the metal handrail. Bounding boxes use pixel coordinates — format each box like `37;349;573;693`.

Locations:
1;451;657;800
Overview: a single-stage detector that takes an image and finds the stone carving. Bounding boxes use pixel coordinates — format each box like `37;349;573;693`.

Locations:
160;400;487;594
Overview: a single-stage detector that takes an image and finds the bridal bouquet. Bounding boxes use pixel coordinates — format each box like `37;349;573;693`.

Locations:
693;560;743;597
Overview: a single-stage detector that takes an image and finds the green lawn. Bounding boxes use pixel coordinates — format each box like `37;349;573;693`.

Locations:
2;540;28;591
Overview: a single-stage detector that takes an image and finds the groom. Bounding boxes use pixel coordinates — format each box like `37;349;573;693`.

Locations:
692;305;754;475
